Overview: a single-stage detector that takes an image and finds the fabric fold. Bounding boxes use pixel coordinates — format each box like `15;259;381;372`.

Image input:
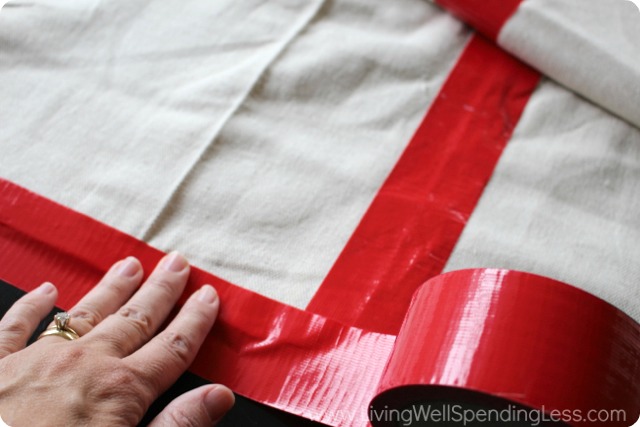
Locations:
432;0;640;129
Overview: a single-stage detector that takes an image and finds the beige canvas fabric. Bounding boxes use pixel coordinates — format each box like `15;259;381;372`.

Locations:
0;0;469;307
446;78;640;323
3;0;638;321
499;0;640;128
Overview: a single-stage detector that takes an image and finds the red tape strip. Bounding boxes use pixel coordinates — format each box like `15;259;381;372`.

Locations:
0;187;638;426
2;30;634;427
308;35;540;335
434;0;524;41
0;178;393;425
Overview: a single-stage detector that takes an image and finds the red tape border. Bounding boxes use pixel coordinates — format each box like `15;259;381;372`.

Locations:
0;178;394;425
1;188;638;426
308;34;540;335
6;32;632;427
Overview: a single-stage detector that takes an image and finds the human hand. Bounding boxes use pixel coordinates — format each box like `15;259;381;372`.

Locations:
0;252;234;426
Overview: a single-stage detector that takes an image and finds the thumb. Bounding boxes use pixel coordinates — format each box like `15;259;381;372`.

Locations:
149;385;235;427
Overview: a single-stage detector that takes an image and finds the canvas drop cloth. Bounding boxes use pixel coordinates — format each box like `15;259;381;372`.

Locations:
431;0;640;127
0;0;469;307
499;0;640;128
2;0;640;424
1;0;639;321
431;0;640;322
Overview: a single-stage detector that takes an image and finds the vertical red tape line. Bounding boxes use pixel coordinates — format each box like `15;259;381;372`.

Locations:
307;35;540;335
434;0;524;41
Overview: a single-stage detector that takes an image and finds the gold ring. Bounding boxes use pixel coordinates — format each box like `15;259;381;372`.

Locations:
37;312;80;341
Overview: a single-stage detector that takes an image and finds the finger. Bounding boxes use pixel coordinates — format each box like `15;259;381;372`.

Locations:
69;257;143;336
148;385;235;427
126;285;219;396
42;257;143;339
0;282;57;358
87;251;190;356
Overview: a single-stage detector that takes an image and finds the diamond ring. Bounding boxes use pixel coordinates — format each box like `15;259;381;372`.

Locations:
37;312;80;341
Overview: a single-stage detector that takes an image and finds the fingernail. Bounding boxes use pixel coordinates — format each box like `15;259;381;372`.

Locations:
116;257;140;277
161;251;188;272
33;282;56;295
197;285;218;304
204;385;235;422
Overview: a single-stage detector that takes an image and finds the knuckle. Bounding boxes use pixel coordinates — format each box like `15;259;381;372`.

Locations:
117;305;153;335
43;345;89;373
97;366;149;419
163;331;194;364
14;298;42;321
89;317;128;348
147;274;180;297
166;408;202;427
105;273;138;294
103;365;139;389
69;306;102;327
0;317;29;339
64;345;90;364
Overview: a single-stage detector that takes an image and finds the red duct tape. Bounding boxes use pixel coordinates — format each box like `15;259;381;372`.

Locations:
373;270;640;427
308;34;540;335
1;180;639;426
0;178;392;425
433;0;524;41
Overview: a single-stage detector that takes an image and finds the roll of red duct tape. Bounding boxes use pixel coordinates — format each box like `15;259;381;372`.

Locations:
371;269;640;427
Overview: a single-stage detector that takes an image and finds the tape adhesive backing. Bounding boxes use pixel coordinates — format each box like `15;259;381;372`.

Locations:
1;179;639;426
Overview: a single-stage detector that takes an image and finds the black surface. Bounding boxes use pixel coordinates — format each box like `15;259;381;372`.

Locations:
0;279;326;426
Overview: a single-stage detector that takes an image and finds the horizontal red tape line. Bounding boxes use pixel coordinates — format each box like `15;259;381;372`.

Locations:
1;179;639;426
0;178;391;425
